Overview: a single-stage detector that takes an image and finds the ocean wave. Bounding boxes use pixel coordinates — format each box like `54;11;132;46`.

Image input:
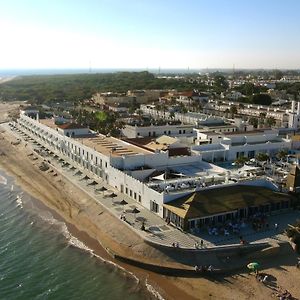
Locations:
36;211;140;284
16;195;23;208
0;175;7;185
145;278;165;300
59;223;140;284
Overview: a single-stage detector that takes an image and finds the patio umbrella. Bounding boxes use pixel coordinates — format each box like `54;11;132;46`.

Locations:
247;262;260;270
131;207;140;219
75;170;82;176
95;186;107;193
120;199;128;205
109;192;117;198
81;175;90;180
136;216;146;222
88;180;98;186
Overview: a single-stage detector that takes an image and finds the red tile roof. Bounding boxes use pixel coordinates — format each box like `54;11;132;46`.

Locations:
57;123;87;130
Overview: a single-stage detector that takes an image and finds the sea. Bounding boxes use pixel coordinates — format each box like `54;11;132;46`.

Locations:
0;170;152;300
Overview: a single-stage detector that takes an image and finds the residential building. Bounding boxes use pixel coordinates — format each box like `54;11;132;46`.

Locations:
192;129;291;162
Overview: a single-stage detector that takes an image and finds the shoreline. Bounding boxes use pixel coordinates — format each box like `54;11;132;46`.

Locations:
0;129;194;300
1;122;300;299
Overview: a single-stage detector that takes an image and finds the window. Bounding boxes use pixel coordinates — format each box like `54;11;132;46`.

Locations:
168;130;171;134
183;130;185;134
179;130;182;134
150;201;159;213
130;190;132;197
125;187;128;194
105;162;107;168
134;192;136;200
138;195;141;202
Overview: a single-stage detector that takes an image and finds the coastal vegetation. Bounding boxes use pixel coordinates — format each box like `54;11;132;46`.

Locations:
0;72;208;104
71;109;124;137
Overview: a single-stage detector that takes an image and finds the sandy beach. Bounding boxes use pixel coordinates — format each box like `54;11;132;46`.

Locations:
0;103;300;300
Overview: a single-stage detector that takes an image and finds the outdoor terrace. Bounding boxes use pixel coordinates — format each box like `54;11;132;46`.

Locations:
76;135;152;157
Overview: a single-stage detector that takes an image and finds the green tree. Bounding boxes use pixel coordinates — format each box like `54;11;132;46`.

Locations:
277;149;288;161
259;112;266;126
169;111;175;119
234;156;249;166
256;152;269;162
241;82;255;96
229;105;238;118
251;94;272;105
249;117;258;128
266;116;276;127
213;74;229;93
274;69;283;80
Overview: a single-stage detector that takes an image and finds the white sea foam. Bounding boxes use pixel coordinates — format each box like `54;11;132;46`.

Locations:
59;222;140;283
0;175;7;185
35;207;144;291
145;278;165;300
16;195;23;208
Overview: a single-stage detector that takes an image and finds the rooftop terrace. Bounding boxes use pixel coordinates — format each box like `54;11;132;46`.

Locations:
76;135;152;157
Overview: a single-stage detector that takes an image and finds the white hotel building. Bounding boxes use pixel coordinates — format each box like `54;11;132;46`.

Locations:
16;111;292;230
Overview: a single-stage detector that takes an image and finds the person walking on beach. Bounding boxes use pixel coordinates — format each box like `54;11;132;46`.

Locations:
200;239;204;248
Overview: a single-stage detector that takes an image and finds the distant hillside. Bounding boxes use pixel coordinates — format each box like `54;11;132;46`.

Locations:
0;71;207;104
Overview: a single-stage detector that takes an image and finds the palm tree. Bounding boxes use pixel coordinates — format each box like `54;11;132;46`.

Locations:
234;156;249;166
277;149;288;162
256;152;269;162
266;117;276;127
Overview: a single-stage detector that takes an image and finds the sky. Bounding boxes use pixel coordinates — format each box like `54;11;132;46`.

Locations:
0;0;300;70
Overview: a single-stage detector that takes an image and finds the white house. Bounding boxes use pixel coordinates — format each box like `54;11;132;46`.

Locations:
121;123;195;138
193;129;291;162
